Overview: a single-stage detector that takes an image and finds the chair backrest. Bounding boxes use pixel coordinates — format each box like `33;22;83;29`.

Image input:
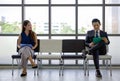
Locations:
34;39;40;52
62;39;85;52
17;39;40;52
40;39;62;52
106;45;109;53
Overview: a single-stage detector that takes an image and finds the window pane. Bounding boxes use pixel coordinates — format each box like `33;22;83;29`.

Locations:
25;7;48;34
0;0;21;4
106;0;120;4
51;7;75;34
25;0;48;4
105;7;120;34
78;7;102;34
78;0;102;4
78;36;85;40
52;0;75;4
0;7;21;34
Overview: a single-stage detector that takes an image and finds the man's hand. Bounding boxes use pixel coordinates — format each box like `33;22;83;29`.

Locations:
102;37;108;43
89;42;95;47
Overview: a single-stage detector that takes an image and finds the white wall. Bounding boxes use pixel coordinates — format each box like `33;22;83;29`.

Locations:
0;36;17;64
0;36;120;65
108;37;120;64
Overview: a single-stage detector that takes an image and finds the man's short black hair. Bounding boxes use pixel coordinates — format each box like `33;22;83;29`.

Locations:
92;18;101;25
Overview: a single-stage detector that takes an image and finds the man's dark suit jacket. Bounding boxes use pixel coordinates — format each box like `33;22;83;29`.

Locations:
85;30;110;47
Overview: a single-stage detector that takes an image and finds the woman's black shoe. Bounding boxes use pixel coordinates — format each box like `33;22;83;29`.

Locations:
21;72;27;77
32;65;38;69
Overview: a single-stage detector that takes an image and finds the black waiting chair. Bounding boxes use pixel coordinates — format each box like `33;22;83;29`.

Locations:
11;39;40;76
61;39;86;75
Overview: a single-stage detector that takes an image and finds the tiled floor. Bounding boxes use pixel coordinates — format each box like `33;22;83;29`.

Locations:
0;68;120;81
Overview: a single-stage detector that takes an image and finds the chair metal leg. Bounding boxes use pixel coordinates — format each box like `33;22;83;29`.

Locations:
37;59;42;76
110;59;112;76
16;59;21;69
37;59;39;76
12;59;14;76
59;59;62;76
84;59;86;76
87;60;89;76
106;60;108;69
102;60;105;65
61;59;64;76
34;59;36;76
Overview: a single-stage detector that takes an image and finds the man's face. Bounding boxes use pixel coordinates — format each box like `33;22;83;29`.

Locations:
92;22;101;30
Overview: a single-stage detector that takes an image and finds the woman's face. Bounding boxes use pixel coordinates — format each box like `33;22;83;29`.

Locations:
92;22;101;30
24;22;32;31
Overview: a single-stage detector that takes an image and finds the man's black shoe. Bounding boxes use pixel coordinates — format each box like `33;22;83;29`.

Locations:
96;70;102;78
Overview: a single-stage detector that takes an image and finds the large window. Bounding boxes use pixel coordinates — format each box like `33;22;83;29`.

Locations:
0;0;120;34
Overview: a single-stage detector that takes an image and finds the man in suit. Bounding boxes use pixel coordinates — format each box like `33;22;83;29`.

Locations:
85;18;110;78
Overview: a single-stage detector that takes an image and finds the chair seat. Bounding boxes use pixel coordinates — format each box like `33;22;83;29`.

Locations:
11;55;21;59
12;54;36;59
86;54;112;60
37;55;61;59
61;55;84;59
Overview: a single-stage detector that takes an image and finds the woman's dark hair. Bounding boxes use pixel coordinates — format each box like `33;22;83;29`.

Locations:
22;20;35;42
92;18;101;25
22;20;30;32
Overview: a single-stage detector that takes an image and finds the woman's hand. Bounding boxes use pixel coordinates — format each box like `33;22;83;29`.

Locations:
17;45;21;49
32;47;35;50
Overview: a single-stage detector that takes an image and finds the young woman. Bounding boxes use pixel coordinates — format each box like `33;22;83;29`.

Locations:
17;20;38;77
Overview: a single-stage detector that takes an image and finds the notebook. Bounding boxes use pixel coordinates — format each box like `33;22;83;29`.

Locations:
93;37;102;44
20;44;33;48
